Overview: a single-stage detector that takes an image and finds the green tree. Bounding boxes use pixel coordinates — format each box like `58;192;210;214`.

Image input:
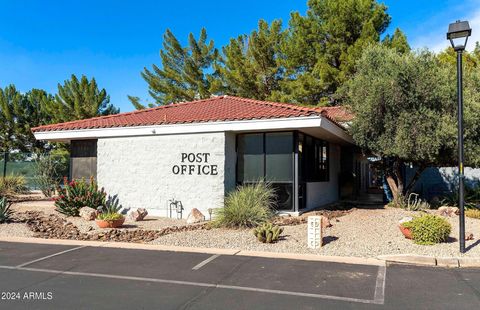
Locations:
341;45;480;198
45;74;118;123
382;28;410;54
215;19;284;101
279;0;391;105
0;86;53;152
133;28;219;108
0;85;24;152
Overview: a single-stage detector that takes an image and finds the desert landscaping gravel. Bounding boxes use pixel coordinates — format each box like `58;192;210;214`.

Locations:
0;222;34;238
150;208;480;258
4;199;480;258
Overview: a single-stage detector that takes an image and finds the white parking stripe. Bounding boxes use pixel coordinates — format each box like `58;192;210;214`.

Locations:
192;254;221;270
15;246;87;268
373;263;387;304
0;264;385;305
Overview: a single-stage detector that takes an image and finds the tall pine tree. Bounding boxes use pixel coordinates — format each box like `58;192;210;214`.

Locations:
133;28;219;108
45;74;118;123
215;20;284;101
279;0;391;105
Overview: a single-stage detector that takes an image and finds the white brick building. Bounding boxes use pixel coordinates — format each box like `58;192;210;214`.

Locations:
33;96;364;217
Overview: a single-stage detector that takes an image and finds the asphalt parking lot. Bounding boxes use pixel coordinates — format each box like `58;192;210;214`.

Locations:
0;241;479;309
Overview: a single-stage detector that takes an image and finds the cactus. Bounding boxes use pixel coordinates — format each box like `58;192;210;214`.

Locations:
253;222;283;243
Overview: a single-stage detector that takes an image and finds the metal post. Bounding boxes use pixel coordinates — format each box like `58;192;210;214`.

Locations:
2;153;7;178
457;50;466;253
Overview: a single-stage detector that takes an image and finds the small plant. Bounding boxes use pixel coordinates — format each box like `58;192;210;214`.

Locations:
55;177;106;216
466;209;480;219
211;182;275;228
96;212;123;221
253;222;283;243
98;194;122;214
402;214;451;245
0;196;13;223
406;193;430;211
0;175;28;197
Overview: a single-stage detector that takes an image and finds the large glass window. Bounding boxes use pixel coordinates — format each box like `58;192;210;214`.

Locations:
265;132;293;182
237;133;264;182
236;132;294;210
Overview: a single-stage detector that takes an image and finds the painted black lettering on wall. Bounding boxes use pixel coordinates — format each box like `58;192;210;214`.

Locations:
172;153;218;176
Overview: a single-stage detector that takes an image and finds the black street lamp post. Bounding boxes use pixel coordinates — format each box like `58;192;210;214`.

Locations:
447;20;472;253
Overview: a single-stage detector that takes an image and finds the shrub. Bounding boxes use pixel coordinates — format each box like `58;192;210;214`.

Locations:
54;177;106;216
211;182;275;228
34;154;66;197
466;209;480;219
0;196;13;223
387;193;430;211
253;222;283;243
402;214;451;245
406;193;430;211
0;175;28;197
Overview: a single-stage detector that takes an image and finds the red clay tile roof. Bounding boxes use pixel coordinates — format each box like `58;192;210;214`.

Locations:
32;95;352;132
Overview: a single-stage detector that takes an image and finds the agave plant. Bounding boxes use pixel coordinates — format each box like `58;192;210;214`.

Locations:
98;194;122;214
0;196;13;223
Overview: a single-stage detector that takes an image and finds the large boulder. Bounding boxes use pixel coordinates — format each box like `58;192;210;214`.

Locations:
128;208;148;221
186;208;205;224
79;207;97;221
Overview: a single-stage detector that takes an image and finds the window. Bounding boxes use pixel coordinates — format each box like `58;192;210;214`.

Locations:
236;132;294;210
299;134;329;182
237;133;264;182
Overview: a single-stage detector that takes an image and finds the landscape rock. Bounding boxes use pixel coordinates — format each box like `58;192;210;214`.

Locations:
129;208;148;221
321;215;332;228
466;232;474;241
79;207;97;221
186;208;205;224
438;206;459;217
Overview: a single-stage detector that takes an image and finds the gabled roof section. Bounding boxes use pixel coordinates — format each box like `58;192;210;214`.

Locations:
32;95;352;132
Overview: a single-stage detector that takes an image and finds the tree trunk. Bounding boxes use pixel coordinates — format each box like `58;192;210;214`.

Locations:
394;160;404;197
404;165;427;197
386;176;399;200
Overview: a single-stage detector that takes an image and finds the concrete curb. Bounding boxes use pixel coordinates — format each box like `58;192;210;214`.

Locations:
0;237;384;266
378;254;480;268
2;237;478;268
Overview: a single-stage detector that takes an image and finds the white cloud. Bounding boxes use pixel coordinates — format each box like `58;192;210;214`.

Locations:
413;7;480;53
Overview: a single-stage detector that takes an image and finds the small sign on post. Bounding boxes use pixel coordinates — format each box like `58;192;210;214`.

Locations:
307;216;323;249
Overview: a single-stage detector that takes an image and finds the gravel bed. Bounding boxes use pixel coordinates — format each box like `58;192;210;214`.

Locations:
67;216;186;234
150;208;480;258
11;201;187;234
0;222;34;238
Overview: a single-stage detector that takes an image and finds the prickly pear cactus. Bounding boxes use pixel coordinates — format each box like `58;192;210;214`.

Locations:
253;222;283;243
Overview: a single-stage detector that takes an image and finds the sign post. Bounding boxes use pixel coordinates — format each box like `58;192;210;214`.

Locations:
307;216;323;249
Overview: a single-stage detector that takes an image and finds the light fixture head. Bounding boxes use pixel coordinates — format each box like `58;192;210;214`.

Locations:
447;20;472;51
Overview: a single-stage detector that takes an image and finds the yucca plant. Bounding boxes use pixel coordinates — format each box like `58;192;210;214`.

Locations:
0;196;13;223
55;177;106;216
253;222;283;243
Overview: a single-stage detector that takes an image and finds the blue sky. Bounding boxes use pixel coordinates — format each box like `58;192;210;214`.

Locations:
1;0;479;112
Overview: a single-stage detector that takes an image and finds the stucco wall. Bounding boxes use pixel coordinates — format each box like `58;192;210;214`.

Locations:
305;143;340;209
97;132;228;217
